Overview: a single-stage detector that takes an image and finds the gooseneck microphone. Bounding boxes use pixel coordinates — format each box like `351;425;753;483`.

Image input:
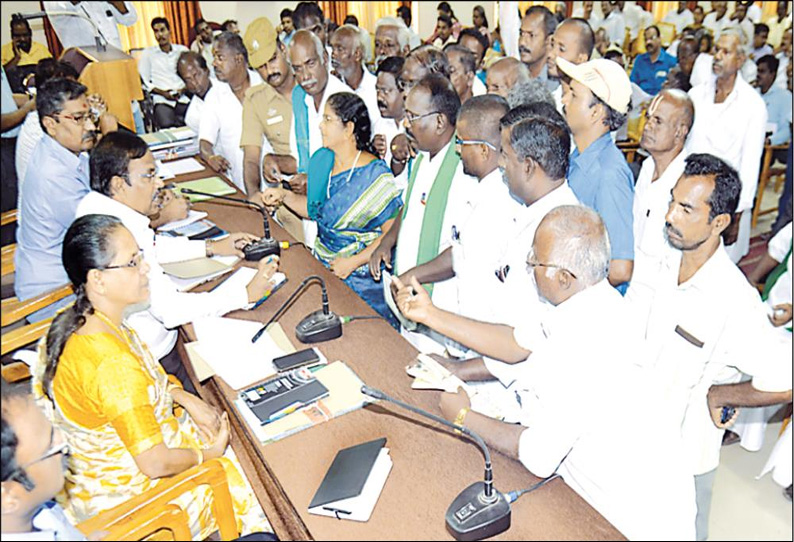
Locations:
359;385;511;541
178;188;281;261
251;275;342;344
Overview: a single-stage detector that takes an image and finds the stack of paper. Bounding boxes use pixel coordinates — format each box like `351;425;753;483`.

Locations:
175;177;237;202
159;157;204;177
406;354;468;393
193;312;288;390
142;127;199;160
156;209;208;233
161;255;238;291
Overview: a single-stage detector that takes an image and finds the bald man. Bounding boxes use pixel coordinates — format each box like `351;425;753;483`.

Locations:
632;89;694;285
547;18;595;111
485;57;531;99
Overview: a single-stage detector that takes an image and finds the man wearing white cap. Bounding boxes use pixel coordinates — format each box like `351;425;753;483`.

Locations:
557;57;635;292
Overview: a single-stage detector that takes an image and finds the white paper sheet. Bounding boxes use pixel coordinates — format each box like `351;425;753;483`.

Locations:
157;209;208;232
162;157;205;175
382;270;418;331
193;311;287;390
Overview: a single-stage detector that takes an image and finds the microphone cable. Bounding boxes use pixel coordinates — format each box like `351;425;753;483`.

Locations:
339;315;381;324
504;473;561;504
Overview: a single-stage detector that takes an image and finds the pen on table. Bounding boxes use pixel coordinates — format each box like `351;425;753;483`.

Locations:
251;256;278;309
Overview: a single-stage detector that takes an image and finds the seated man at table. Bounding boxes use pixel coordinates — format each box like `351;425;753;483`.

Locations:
76;131;280;392
1;17;51;91
176;51;212;135
15;78;103;321
398;205;696;540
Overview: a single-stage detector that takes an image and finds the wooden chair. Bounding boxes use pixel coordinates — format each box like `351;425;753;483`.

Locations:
617;140;641;163
752;143;789;228
76;457;240;541
1;284;73;327
656;22;677;48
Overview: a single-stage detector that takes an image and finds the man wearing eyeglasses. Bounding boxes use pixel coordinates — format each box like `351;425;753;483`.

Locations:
14;78;104;321
1;378;82;541
369;74;476;353
76;131;279;393
390;104;579;363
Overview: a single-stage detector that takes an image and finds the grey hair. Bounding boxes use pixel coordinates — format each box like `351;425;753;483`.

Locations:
539;205;611;286
287;29;327;67
337;24;368;56
507;79;555;109
719;26;750;57
375;16;410;50
514;62;532;86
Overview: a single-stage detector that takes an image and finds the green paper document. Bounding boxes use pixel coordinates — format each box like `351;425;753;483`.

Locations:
176;177;237;202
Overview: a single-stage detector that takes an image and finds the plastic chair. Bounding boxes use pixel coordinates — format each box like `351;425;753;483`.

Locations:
752;143;789;228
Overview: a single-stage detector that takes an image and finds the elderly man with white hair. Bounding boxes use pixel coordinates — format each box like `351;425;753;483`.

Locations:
394;204;697;541
687;27;767;263
330;24;381;126
374;16;411;66
261;29;352;245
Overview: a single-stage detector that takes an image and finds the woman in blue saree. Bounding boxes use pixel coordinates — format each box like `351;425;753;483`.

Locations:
262;93;402;327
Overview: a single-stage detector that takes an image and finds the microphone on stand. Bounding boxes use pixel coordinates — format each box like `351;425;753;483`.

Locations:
251;275;342;344
359;385;511;541
178;188;282;261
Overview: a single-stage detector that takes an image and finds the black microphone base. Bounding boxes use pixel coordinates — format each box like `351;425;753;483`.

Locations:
295;310;342;343
445;482;511;541
243;238;281;261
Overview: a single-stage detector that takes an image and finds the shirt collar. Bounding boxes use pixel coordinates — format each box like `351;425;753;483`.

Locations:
571;131;613;169
672;241;733;291
41;133;89;171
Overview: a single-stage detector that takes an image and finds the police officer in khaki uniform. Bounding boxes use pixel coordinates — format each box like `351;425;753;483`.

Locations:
242;17;304;240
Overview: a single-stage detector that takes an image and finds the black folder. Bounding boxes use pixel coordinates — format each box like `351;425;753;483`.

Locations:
309;438;388;511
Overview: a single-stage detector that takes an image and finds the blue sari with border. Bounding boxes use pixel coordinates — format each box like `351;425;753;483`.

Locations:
307;149;403;328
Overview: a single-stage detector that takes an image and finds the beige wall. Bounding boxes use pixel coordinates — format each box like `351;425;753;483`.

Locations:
1;1;49;51
199;2;284;37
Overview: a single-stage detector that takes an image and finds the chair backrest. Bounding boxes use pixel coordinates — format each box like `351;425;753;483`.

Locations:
76;457;239;541
1;284;73;327
1;318;53;357
657;22;677;47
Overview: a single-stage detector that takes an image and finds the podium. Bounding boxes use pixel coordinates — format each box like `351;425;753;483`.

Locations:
60;45;143;130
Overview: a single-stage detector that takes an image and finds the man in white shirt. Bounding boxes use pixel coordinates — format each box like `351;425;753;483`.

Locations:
546;18;595;113
619;1;649;43
189;18;215;75
729;1;756;45
703;1;731;40
329;25;380;127
199;32;263;193
42;1;136;50
571;1;602;34
76;131;280;392
519;6;558;88
664;1;695;35
444;44;478;104
373;57;407;191
687;28;767;262
599;1;626;46
391;105;579;363
626;153;790;541
633;90;693;285
765;1;791;49
394;95;516;327
368;75;474;352
398;205;696;541
138;17;190;129
176;51;212;135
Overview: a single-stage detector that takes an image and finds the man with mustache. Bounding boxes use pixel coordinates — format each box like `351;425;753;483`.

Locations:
138;17;190;129
262;30;352;245
687;29;767;263
198;31;263;193
14;78;109;321
632;89;693;286
330;25;381;126
1;17;51;74
241;18;294;199
519;6;558;90
374;16;411;67
631;26;679;96
626;153;791;541
372;56;408;189
368;74;474;352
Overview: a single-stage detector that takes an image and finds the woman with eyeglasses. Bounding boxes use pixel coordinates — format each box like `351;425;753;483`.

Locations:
262;93;403;327
32;214;271;538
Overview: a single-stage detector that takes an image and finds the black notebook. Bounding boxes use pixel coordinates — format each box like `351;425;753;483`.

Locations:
308;438;392;522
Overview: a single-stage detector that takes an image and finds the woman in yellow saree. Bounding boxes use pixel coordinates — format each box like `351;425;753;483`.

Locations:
32;214;274;539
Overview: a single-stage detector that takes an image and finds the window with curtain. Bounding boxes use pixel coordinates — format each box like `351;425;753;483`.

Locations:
118;1;165;53
346;2;403;32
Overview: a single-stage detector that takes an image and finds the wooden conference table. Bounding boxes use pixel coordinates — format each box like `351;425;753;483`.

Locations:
173;163;625;541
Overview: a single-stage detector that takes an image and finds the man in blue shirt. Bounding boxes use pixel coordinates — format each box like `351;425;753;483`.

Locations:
631;25;678;96
14;78;97;320
756;54;792;146
558;57;635;291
